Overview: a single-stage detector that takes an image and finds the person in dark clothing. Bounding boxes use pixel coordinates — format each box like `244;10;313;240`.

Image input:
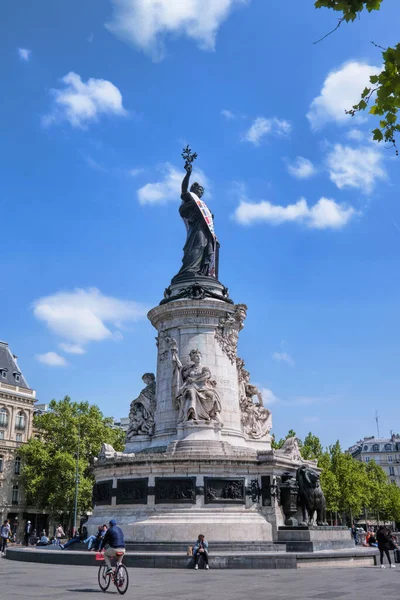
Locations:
377;525;396;568
60;530;85;550
24;521;33;547
99;519;125;575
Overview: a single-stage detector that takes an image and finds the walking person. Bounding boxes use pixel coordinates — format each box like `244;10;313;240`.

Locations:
55;524;65;546
99;519;126;576
193;534;209;570
1;519;11;555
24;521;33;547
377;525;396;569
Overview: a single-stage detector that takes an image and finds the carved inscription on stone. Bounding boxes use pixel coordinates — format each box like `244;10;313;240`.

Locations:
116;478;148;505
154;477;196;504
204;477;245;504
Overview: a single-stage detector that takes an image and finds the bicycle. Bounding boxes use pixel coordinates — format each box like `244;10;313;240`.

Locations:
97;553;129;595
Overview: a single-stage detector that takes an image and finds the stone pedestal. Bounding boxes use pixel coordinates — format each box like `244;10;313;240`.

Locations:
277;526;354;552
145;298;256;451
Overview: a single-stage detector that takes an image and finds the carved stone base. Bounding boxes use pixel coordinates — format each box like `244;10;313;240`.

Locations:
161;274;232;305
125;434;152;454
176;420;222;442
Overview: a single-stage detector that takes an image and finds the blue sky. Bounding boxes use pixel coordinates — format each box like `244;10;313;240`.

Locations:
2;0;400;450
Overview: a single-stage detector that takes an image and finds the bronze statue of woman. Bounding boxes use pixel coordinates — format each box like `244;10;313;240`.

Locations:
173;160;218;280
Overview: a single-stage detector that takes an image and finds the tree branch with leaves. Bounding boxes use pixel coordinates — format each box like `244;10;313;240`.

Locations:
315;0;400;153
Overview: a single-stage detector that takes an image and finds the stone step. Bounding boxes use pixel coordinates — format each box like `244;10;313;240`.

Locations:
125;541;285;553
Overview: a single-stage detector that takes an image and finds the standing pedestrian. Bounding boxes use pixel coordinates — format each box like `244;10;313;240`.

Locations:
377;525;396;569
1;520;11;555
55;524;65;546
24;520;32;547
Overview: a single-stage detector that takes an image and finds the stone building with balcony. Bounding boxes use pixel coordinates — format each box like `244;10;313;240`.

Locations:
348;434;400;486
0;341;47;538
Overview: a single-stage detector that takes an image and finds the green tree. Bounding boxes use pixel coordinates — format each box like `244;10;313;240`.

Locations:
302;432;324;461
364;460;388;518
20;397;125;521
318;450;340;520
271;429;302;450
381;482;400;522
315;1;400;152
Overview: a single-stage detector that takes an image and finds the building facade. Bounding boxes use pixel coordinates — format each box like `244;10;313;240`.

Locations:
0;341;47;537
348;434;400;486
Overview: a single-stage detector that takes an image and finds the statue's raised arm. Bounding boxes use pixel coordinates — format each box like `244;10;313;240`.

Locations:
181;162;192;197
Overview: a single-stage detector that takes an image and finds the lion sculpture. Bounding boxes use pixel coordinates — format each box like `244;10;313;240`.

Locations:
296;465;327;526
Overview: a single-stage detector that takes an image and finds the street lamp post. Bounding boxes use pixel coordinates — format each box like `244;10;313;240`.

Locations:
72;422;80;535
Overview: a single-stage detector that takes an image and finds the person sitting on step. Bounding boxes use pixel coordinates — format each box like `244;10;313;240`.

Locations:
193;534;209;570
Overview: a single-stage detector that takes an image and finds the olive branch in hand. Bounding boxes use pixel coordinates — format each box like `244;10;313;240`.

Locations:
181;145;198;167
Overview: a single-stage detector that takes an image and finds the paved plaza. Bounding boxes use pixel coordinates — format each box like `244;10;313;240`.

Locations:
0;558;398;600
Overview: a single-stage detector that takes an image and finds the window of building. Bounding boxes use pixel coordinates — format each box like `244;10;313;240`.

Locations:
13;372;20;383
0;408;8;427
0;455;3;472
388;455;393;463
15;412;25;430
14;456;21;475
365;456;370;463
15;433;22;442
0;369;7;379
0;431;4;440
385;444;392;451
363;445;369;451
12;485;19;505
389;466;395;476
372;444;380;452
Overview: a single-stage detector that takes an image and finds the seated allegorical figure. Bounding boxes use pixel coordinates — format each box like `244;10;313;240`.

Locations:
126;373;157;439
172;349;222;425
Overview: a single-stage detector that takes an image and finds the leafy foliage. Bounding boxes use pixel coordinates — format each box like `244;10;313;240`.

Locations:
271;429;302;450
315;1;400;152
20;397;125;519
315;1;383;22
302;432;323;461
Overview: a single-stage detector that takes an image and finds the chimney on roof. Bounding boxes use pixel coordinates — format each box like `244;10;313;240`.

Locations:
13;355;18;360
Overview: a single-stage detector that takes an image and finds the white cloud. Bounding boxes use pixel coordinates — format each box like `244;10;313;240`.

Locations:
59;343;86;355
272;352;295;367
18;48;31;61
286;156;316;180
307;61;381;129
326;144;386;193
82;154;107;172
244;117;291;145
137;163;209;205
36;352;67;367
221;109;235;120
106;0;249;61
260;388;279;406
234;196;357;229
346;129;365;142
129;167;144;177
33;288;147;351
43;72;127;128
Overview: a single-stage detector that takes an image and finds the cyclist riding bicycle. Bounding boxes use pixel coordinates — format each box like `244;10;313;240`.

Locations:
99;519;126;576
